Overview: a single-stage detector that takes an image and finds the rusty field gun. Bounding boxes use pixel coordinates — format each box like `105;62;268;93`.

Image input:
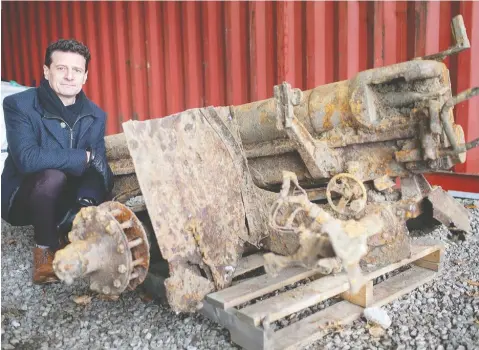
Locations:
53;15;478;313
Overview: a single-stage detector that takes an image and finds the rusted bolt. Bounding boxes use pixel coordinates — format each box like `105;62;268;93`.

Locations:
118;264;127;274
108;220;117;234
102;286;110;295
291;88;303;106
117;244;125;254
113;279;122;288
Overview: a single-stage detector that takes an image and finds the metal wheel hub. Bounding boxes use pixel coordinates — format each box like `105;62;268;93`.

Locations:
53;201;150;295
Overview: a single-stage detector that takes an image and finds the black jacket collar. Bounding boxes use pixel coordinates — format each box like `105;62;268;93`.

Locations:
33;86;96;119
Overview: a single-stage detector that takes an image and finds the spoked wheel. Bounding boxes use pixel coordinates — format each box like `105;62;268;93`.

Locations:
53;201;150;296
326;173;367;217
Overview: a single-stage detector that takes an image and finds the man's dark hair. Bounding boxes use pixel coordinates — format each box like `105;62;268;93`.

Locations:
44;39;91;71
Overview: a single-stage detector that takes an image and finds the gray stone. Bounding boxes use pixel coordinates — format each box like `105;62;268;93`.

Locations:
363;307;392;329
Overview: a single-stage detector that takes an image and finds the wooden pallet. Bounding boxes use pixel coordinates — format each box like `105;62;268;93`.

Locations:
200;241;444;350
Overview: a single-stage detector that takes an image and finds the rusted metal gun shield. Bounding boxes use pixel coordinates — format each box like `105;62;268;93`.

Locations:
98;201;150;290
122;109;246;291
66;206;133;294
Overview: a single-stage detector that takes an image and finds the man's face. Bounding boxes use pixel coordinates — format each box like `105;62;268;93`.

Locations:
43;51;88;100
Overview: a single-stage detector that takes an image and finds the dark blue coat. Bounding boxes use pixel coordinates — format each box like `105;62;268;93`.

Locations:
1;87;111;221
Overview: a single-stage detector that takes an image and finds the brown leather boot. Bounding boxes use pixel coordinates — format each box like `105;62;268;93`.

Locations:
32;247;59;284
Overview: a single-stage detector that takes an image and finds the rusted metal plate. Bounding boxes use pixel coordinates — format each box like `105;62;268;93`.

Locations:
200;107;278;247
427;187;471;233
122;107;248;312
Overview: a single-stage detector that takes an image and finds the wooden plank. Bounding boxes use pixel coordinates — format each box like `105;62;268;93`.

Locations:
418;250;442;263
270;300;364;350
341;280;373;307
236;274;350;326
364;244;442;281
207;267;324;309
232;276;257;286
373;265;437;307
234;253;265;278
201;300;269;350
413;259;440;271
270;265;438;349
201;243;442;350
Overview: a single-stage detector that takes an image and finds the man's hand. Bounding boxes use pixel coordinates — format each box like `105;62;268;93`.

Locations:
88;147;113;192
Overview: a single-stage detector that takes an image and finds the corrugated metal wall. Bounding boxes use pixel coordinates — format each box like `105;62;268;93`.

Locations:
1;1;478;175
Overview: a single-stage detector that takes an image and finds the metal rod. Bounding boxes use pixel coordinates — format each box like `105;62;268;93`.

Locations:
440;87;479;153
110;209;122;217
466;137;479;151
440;136;479;156
120;220;133;230
128;238;143;249
416;15;470;61
132;258;144;267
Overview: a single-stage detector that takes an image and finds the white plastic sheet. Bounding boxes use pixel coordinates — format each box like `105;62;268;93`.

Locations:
1;82;32;173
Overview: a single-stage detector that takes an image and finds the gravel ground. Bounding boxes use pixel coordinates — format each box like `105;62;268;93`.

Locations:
1;199;478;350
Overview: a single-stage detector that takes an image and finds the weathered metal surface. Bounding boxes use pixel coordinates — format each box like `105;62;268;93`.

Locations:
99;201;151;290
234;55;478;189
374;175;396;192
361;222;411;272
164;266;215;313
263;172;416;284
360;204;412;271
427;187;471;233
401;174;433;201
122;107;250;312
57;14;477;312
97;13;479;197
414;14;470;62
53;202;150;295
265;172;391;294
199;107;278;246
104;133;140;204
105;133;135;175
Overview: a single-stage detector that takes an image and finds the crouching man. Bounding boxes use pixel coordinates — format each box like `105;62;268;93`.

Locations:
1;39;113;284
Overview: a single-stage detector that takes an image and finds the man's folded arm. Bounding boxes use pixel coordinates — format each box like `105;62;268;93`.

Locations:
4;99;88;176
